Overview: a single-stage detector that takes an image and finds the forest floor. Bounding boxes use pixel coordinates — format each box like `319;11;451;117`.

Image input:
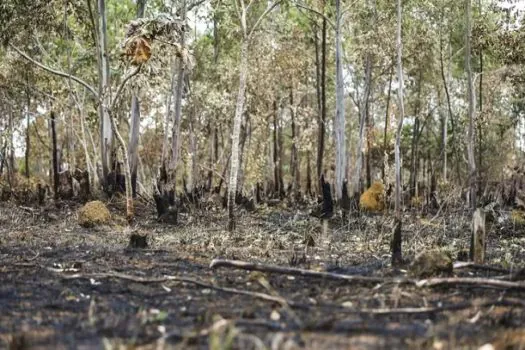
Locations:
1;198;525;349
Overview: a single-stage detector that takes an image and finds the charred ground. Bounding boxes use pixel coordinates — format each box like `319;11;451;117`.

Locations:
1;199;525;349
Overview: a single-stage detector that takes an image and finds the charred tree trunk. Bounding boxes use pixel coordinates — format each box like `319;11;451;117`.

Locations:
273;100;281;197
8;107;15;185
306;150;312;196
25;89;30;178
129;95;140;197
290;88;300;198
51;111;59;200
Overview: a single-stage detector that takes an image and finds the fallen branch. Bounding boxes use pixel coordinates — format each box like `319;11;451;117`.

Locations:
416;277;525;290
210;259;402;285
57;271;303;308
337;298;525;315
453;261;510;274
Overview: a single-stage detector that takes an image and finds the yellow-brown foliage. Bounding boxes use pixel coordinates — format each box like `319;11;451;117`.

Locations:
77;201;111;228
410;196;424;207
360;181;385;212
511;209;525;225
125;37;152;65
0;174;45;202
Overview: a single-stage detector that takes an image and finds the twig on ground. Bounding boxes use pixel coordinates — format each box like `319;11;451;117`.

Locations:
330;298;525;315
25;251;40;262
56;271;305;308
453;261;510;274
416;277;525;290
210;258;407;285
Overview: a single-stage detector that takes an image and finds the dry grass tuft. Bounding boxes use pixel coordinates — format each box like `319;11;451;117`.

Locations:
77;201;111;228
360;182;385;212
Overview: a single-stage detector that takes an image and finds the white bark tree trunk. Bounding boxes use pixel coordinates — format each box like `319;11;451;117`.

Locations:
466;0;477;209
97;0;112;185
228;39;249;231
169;1;186;191
392;0;405;265
128;0;147;197
334;0;346;202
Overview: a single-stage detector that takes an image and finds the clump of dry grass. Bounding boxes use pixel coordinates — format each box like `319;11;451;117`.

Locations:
77;201;111;228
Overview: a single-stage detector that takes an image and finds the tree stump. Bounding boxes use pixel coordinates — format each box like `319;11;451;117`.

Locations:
470;208;486;264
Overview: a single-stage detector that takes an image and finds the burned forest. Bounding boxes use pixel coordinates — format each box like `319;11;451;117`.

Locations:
3;0;525;349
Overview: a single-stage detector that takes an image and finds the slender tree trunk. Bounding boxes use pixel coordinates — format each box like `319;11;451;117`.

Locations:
277;106;284;196
392;0;405;266
78;108;96;194
51;111;59;200
161;60;175;169
334;0;346;202
466;0;477;209
25;88;30;178
272;100;281;196
477;0;483;190
228;39;249;231
382;66;393;184
317;1;327;184
109;108;135;222
381;66;394;185
314;30;321;120
169;0;187;193
409;70;422;199
97;0;112;186
354;58;370;197
238;112;250;194
188;112;198;193
128;0;147;197
207;11;220;191
290;88;300;198
129;95;140;196
8;107;15;184
440;33;461;183
306;150;312;196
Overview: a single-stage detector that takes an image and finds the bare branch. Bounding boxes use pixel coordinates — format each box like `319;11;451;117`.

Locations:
248;0;283;39
58;270;301;307
109;65;142;112
210;259;404;285
186;0;208;13
9;44;99;99
292;2;335;30
417;277;525;290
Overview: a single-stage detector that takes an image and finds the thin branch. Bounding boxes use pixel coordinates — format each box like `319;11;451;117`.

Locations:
210;259;405;285
292;2;335;30
453;261;510;275
348;298;525;315
109;65;142;112
417;277;525;290
248;0;283;39
233;0;243;31
58;271;308;309
9;44;99;98
186;0;208;13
